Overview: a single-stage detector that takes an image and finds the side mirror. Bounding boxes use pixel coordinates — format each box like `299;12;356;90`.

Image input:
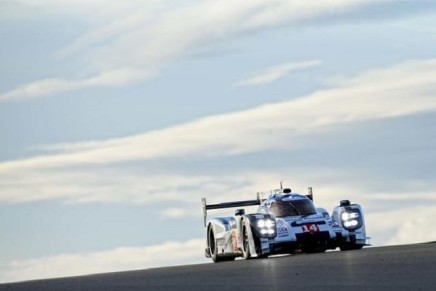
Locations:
235;209;245;216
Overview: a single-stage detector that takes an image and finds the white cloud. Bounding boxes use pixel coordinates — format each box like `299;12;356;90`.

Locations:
234;60;322;87
161;207;201;220
0;238;205;284
1;58;436;173
0;69;155;102
0;166;282;205
240;0;394;30
0;0;390;101
365;206;436;246
386;209;436;245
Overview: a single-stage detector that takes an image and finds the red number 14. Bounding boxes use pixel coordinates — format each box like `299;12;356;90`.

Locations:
301;224;320;234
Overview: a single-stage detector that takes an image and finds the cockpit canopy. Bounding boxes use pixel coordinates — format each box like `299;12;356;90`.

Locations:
269;199;317;217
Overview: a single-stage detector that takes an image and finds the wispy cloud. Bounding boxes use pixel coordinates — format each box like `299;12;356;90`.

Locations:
0;238;205;283
0;0;391;102
1;58;436;173
161;207;202;220
0;69;155;102
0;60;436;218
366;205;436;246
0;169;273;205
234;60;322;87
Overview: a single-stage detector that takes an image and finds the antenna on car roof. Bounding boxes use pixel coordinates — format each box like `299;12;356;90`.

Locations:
280;180;283;189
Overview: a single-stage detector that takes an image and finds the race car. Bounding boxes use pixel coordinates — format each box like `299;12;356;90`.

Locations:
202;186;369;262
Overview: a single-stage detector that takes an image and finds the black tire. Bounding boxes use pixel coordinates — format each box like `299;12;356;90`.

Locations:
340;244;364;251
301;245;326;254
242;226;251;260
208;227;220;263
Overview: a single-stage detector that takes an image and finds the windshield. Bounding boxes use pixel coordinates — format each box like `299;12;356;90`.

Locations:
269;199;317;217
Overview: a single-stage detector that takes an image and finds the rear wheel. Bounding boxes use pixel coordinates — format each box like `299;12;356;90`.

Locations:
208;227;220;262
242;226;251;260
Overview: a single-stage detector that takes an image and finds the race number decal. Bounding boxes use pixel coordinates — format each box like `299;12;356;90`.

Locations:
301;224;320;234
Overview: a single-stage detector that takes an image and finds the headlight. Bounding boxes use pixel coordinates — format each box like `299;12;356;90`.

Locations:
341;212;359;221
257;219;275;228
257;220;266;228
343;220;359;228
256;218;276;237
341;210;362;230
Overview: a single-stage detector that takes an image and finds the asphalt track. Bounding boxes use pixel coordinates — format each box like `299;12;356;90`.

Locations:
1;243;435;291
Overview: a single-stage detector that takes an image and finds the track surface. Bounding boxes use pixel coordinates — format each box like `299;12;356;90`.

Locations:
1;243;435;291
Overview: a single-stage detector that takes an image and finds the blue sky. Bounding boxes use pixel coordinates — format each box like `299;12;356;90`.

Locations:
1;0;436;283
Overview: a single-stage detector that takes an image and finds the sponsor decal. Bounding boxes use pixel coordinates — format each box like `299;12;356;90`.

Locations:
277;227;288;233
232;230;238;252
284;214;324;223
277;226;289;237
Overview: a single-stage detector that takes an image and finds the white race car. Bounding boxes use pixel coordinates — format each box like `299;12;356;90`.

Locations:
202;186;369;262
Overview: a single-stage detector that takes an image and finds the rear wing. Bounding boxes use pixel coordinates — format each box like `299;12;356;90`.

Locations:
202;193;263;226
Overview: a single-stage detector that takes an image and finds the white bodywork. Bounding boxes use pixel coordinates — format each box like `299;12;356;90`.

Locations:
203;188;370;262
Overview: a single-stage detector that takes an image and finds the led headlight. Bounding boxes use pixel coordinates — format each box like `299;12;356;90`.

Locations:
257;219;275;228
341;210;362;230
343;220;359;228
257;220;266;228
341;212;359;221
256;218;276;237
